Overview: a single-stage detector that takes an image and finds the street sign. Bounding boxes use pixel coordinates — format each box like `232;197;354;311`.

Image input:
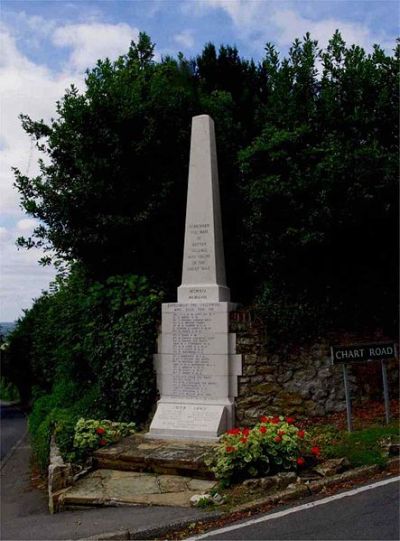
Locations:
331;342;396;364
330;342;397;432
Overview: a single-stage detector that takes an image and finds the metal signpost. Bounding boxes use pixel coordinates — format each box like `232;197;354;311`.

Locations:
330;342;397;432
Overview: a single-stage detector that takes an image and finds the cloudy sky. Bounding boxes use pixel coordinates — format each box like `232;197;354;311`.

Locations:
0;0;398;321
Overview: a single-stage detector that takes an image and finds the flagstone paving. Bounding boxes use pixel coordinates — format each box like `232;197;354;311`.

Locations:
94;434;217;478
60;469;217;509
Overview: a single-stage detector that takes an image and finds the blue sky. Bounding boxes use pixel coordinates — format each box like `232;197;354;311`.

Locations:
0;0;398;320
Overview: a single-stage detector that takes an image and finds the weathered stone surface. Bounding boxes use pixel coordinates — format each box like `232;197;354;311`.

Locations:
233;320;397;423
94;434;216;479
275;472;297;488
187;478;216;492
48;435;73;513
158;475;190;493
61;470;216;509
259;477;276;490
242;479;260;489
314;458;350;477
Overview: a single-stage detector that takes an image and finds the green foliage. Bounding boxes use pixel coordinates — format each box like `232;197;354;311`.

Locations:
206;416;314;485
5;266;161;426
28;380;102;472
12;34;262;299
12;32;398;344
72;418;135;462
310;423;399;467
0;377;20;402
240;33;398;344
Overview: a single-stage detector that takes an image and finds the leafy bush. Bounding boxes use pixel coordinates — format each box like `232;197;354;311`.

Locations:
0;377;20;402
72;418;135;462
207;416;319;485
28;380;102;472
5;267;161;423
13;32;397;342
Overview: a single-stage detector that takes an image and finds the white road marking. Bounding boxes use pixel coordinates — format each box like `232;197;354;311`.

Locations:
186;475;400;540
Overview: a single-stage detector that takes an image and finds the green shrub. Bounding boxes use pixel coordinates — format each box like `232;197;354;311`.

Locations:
71;418;135;462
7;268;161;424
0;377;20;402
207;415;318;485
28;380;103;472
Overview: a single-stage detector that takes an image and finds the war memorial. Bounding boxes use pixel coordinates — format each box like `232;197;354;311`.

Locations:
148;114;242;439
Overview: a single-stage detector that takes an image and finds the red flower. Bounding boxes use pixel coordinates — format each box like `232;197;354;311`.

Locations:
274;436;282;443
99;439;107;446
240;437;248;444
227;428;241;435
259;426;267;434
278;430;285;436
311;446;321;456
241;428;250;436
286;417;295;424
226;446;236;453
271;417;280;424
260;416;269;423
297;457;305;466
96;427;105;435
297;430;305;439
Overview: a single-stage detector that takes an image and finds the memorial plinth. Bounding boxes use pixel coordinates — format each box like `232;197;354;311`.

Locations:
148;115;241;440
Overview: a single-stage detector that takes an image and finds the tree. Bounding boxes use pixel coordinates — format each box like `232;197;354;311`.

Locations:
13;32;398;343
14;34;259;299
239;32;399;342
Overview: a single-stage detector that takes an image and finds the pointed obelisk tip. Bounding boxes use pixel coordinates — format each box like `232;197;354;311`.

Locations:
177;113;230;303
192;114;214;129
193;114;212;120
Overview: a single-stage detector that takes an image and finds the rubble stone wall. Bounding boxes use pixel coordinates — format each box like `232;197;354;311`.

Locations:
230;309;399;425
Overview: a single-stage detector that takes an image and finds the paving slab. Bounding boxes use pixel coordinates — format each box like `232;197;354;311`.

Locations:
1;432;215;540
94;434;217;478
61;469;216;509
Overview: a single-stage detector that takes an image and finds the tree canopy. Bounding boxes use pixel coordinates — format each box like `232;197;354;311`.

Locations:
14;31;399;342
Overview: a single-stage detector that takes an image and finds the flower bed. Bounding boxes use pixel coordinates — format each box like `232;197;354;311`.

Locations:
207;415;320;485
71;418;136;462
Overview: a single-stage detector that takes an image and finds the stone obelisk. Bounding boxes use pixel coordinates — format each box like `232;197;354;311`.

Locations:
148;115;241;440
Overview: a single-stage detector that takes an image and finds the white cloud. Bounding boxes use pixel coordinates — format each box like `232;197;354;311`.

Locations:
16;218;37;232
198;0;392;52
174;29;195;49
52;22;139;72
0;17;144;320
0;227;10;242
271;9;377;50
0;225;55;321
0;26;84;217
201;0;261;28
0;25;79;320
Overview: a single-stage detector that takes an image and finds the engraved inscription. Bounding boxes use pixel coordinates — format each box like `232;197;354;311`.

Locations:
153;403;225;431
160;303;232;398
187;223;211;274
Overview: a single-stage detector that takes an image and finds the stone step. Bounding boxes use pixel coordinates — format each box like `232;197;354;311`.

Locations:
59;470;216;509
93;434;216;479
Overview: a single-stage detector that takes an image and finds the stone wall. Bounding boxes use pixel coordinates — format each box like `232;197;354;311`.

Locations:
230;309;399;425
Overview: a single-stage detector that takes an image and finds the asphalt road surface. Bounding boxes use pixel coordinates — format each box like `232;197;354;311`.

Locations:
191;477;400;540
0;400;26;461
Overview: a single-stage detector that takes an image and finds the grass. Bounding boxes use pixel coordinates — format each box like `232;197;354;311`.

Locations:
309;421;399;468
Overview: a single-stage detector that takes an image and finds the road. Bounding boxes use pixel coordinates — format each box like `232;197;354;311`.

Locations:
190;477;400;540
0;400;26;461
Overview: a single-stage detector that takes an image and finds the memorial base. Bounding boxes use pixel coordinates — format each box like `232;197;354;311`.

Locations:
177;284;231;303
147;399;234;440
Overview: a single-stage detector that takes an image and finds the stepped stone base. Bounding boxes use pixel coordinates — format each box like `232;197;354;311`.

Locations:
59;469;216;509
94;434;217;479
